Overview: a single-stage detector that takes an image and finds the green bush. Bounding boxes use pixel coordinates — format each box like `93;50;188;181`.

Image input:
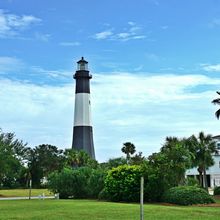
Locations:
87;169;106;198
104;165;143;202
98;188;110;200
163;186;215;205
214;186;220;195
185;177;199;187
48;167;105;199
143;171;165;202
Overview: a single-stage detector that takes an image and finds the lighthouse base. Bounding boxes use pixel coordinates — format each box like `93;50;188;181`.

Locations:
72;126;95;159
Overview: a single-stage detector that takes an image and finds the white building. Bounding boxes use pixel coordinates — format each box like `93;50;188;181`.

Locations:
186;135;220;188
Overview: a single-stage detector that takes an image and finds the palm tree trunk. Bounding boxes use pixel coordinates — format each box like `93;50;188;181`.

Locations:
197;167;203;187
203;168;208;190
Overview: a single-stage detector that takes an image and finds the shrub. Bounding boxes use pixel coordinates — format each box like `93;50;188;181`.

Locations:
98;188;110;200
185;177;199;187
104;165;143;202
48;167;105;199
214;186;220;195
163;186;215;205
48;167;88;199
143;171;165;202
87;169;106;198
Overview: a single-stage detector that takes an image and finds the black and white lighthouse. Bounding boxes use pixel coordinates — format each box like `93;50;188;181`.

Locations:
72;57;95;159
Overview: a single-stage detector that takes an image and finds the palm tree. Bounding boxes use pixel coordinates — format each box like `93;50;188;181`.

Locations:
188;132;217;189
212;91;220;119
64;149;98;168
121;142;136;163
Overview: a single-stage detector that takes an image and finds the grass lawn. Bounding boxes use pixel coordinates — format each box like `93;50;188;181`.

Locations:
0;199;220;220
0;188;52;197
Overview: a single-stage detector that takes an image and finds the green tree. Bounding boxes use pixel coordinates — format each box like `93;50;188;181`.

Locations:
99;157;127;170
212;91;220;119
130;152;145;165
64;149;98;169
147;137;192;189
121;142;136;163
28;144;64;187
0;129;27;188
187;132;217;189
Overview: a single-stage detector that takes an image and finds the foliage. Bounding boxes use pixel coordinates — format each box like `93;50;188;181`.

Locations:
48;167;105;199
48;167;89;199
141;161;166;202
214;186;220;195
121;142;136;162
212;91;220;119
148;137;192;186
185;177;199;187
130;152;145;165
163;186;215;205
64;149;98;169
139;137;193;202
187;132;217;189
99;157;127;170
87;168;106;198
27;144;64;187
0;129;27;188
104;165;143;202
98;188;111;200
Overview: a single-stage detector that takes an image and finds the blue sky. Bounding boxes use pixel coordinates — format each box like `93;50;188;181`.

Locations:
1;0;220;161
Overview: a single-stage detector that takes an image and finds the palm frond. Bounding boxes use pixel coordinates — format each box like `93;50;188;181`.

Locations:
215;109;220;119
212;98;220;104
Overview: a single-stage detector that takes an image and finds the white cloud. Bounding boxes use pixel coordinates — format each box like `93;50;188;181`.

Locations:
161;25;168;30
93;30;113;40
0;79;74;148
30;66;71;79
0;9;41;38
59;41;81;46
128;21;136;26
35;32;50;42
145;53;160;62
201;63;220;72
0;72;220;161
93;22;146;41
0;56;24;72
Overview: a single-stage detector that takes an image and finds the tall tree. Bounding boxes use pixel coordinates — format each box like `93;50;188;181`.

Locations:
144;137;192;201
212;91;220;119
160;137;192;185
121;142;136;162
0;129;27;188
28;144;64;187
187;132;217;189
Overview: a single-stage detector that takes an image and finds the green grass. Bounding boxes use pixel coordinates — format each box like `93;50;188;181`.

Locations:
0;189;52;197
0;199;220;220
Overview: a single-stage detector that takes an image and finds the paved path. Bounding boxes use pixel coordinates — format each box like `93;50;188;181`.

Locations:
0;196;55;200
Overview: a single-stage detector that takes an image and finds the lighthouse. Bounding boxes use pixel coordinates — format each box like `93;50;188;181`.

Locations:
72;57;95;159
